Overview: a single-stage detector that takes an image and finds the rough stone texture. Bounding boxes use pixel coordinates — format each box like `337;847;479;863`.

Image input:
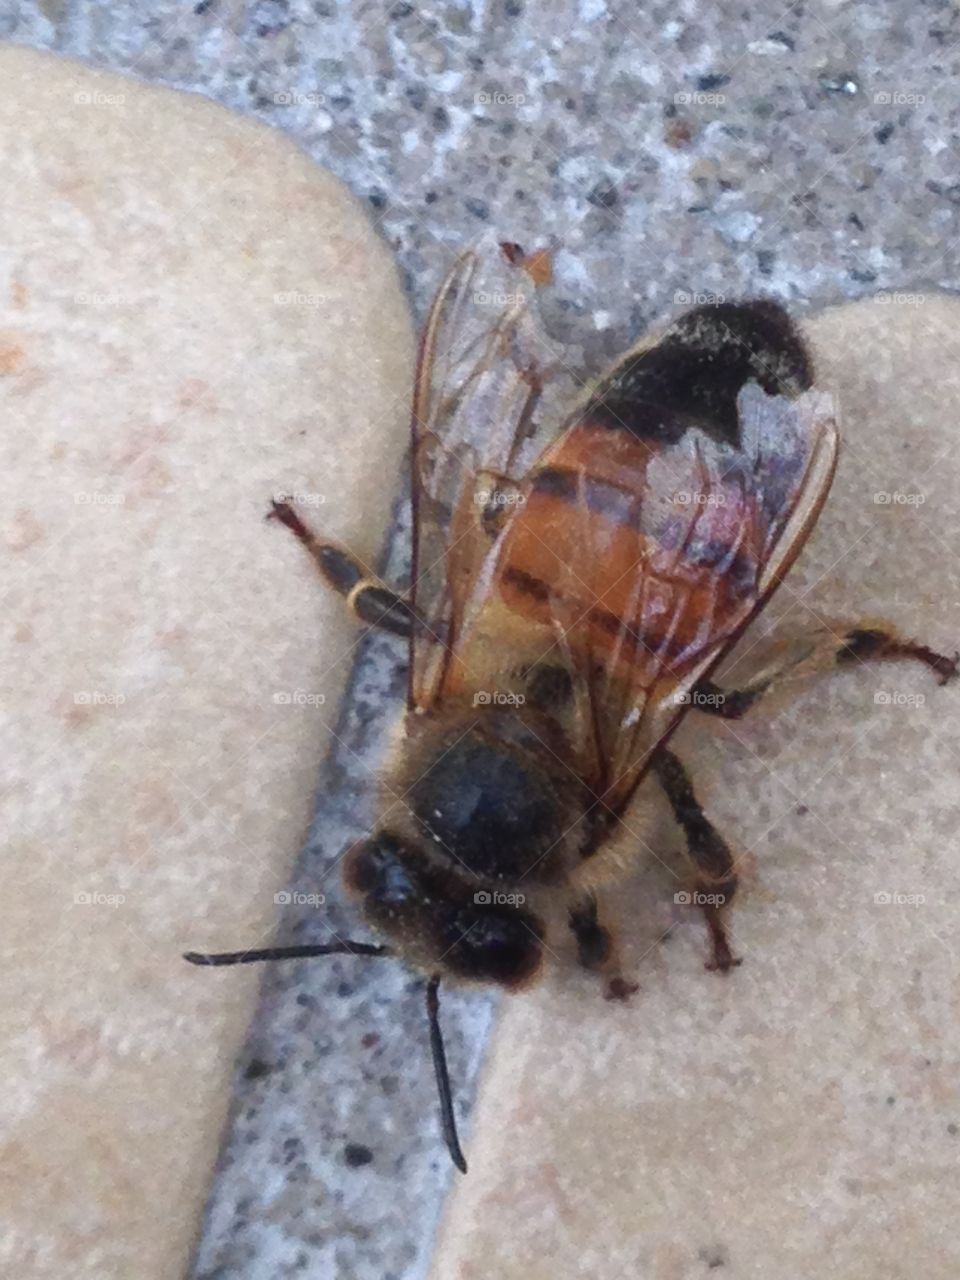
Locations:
0;46;413;1280
5;0;960;351
431;296;960;1280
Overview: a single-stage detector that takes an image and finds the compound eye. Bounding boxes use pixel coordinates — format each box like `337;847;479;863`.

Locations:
442;904;544;989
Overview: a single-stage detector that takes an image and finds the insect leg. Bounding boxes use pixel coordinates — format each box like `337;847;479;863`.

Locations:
650;748;742;974
690;623;958;720
267;499;416;637
567;893;639;1001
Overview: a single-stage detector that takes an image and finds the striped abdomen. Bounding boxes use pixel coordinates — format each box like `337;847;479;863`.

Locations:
494;419;764;682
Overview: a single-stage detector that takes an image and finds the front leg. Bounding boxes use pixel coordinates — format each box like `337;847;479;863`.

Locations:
267;499;416;637
650;748;742;973
568;894;638;1001
689;621;958;720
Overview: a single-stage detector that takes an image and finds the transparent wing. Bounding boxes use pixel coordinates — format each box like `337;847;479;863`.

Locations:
407;240;562;711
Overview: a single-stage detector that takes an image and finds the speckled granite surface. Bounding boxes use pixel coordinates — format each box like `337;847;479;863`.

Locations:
6;2;960;1278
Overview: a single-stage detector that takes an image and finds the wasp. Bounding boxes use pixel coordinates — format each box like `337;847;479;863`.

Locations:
187;241;957;1172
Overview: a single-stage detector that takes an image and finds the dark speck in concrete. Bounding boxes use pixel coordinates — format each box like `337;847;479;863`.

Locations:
345;1143;375;1167
587;179;619;210
757;249;775;276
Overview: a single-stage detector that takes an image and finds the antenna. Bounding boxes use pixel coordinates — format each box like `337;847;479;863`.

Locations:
184;942;468;1171
426;974;468;1173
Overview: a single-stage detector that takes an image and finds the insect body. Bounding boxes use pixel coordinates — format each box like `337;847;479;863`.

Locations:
187;242;957;1171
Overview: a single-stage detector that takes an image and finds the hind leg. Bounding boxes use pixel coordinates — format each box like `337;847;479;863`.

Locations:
689;622;957;720
650;748;742;973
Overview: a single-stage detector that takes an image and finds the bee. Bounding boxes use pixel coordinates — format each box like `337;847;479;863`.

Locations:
187;240;957;1173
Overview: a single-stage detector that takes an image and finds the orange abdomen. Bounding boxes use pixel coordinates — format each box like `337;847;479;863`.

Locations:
495;420;762;680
